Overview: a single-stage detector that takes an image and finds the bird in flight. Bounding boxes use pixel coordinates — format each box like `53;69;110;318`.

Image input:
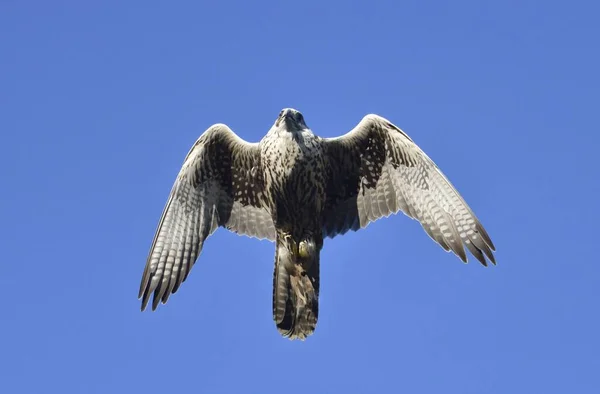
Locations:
139;108;496;340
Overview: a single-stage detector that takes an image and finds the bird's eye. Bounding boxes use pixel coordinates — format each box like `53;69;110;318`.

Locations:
296;113;303;123
278;110;284;118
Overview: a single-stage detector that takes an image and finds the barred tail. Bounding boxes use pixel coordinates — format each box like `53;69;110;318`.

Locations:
272;234;320;340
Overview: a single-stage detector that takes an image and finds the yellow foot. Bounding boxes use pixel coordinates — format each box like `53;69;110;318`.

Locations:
298;240;310;260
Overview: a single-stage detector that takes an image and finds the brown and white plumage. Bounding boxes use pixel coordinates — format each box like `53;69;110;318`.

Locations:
138;125;275;311
139;109;496;339
321;114;495;266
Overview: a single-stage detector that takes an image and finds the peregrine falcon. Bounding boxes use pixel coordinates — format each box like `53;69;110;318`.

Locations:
139;108;496;340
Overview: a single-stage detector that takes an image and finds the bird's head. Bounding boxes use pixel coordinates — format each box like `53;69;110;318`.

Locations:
274;108;308;132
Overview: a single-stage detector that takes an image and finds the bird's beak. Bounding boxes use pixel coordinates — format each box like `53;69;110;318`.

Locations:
283;112;296;127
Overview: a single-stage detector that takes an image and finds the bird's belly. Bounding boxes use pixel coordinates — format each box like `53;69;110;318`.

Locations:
278;171;320;208
263;145;324;232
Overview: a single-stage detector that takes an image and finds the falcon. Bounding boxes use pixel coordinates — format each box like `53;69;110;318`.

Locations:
139;108;496;340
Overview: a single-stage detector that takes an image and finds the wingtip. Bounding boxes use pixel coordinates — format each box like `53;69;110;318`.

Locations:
477;251;496;267
481;243;497;266
457;247;468;264
138;270;151;300
476;223;496;251
151;292;161;311
140;284;152;312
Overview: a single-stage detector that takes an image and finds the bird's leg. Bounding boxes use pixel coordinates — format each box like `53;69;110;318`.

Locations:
297;233;322;274
298;239;311;261
282;232;298;256
280;232;309;304
282;231;321;277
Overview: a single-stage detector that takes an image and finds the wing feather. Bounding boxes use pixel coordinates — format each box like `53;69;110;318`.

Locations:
322;115;495;266
139;124;276;311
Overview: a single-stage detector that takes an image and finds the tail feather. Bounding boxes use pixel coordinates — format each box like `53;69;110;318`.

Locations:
273;234;320;340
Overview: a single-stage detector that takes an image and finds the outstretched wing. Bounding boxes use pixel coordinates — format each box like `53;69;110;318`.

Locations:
321;114;496;266
139;124;276;311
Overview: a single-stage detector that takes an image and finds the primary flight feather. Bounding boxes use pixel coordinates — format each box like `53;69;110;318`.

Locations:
139;109;496;340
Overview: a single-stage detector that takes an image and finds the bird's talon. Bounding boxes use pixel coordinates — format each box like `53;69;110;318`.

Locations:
298;240;309;259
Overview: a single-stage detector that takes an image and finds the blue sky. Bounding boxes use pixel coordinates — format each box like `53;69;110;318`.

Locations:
1;1;599;393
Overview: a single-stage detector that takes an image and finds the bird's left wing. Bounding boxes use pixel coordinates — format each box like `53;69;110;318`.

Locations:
139;124;276;311
321;114;496;266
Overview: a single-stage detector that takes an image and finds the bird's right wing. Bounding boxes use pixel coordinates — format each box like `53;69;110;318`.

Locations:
139;124;276;311
321;114;496;266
